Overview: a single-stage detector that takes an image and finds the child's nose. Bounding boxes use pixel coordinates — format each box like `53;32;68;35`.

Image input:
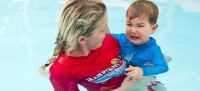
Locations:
131;27;137;33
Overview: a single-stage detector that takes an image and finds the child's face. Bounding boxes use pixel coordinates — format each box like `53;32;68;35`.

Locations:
126;16;158;45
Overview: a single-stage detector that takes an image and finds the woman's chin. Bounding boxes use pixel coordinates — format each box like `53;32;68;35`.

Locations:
92;44;102;50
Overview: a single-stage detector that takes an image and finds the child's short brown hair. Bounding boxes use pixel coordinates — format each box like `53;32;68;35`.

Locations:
126;0;158;25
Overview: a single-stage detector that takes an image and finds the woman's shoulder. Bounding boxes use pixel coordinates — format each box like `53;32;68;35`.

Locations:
103;34;120;49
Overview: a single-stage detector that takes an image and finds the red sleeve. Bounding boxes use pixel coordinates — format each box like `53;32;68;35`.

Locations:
49;73;79;91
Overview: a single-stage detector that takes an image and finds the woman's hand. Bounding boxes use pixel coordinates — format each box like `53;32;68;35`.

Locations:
112;66;144;91
112;76;137;91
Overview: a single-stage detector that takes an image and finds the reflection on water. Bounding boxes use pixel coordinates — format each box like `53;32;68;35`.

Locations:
0;0;200;91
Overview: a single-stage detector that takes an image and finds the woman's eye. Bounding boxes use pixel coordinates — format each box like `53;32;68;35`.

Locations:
100;29;105;32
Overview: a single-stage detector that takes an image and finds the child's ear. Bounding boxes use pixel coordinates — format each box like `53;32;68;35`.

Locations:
78;36;86;45
151;24;158;34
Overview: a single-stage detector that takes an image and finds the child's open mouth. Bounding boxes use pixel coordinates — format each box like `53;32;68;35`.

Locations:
130;36;139;40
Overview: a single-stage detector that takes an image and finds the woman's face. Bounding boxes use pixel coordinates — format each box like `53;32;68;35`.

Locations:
84;11;109;50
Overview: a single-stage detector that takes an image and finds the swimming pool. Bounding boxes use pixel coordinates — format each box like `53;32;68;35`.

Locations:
1;0;200;91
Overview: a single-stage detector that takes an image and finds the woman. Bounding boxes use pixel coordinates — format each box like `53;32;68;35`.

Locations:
40;0;130;91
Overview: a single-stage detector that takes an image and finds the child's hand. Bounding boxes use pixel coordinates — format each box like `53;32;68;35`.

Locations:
125;65;143;78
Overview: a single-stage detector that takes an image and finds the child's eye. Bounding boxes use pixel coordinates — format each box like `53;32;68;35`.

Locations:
138;25;144;27
126;23;132;26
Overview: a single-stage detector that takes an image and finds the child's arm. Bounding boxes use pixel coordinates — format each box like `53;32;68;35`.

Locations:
125;54;171;77
142;47;169;76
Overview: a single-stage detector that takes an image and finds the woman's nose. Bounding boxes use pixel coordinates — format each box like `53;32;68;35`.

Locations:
106;26;110;33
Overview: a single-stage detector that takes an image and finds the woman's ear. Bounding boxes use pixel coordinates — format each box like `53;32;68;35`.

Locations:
151;24;158;34
78;36;86;45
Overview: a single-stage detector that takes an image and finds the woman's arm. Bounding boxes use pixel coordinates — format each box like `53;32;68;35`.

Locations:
50;73;79;91
112;76;137;91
